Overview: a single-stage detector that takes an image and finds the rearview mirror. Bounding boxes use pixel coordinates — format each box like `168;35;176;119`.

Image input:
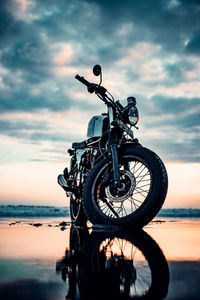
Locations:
93;64;102;76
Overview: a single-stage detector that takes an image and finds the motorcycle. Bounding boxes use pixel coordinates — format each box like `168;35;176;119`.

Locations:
58;64;168;227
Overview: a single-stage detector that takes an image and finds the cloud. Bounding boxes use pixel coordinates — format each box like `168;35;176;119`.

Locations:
84;0;200;56
2;39;51;82
0;0;200;163
134;94;200;162
0;119;47;132
186;31;200;54
150;95;200;116
0;115;86;143
0;87;70;112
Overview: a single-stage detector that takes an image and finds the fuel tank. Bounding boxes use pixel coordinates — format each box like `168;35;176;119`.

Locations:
87;114;108;138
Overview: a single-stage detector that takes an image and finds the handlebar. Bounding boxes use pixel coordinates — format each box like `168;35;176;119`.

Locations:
75;74;91;88
75;74;120;109
75;74;107;96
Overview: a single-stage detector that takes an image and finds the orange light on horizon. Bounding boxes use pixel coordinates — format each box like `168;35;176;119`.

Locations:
0;161;199;208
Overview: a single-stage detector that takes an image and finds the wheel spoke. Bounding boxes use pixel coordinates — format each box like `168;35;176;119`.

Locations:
95;156;152;219
135;165;147;179
131;162;143;174
131;161;139;173
130;197;140;208
134;187;149;197
121;203;128;216
101;199;120;218
130;197;143;204
134;189;149;194
136;183;151;189
136;178;151;183
136;172;150;185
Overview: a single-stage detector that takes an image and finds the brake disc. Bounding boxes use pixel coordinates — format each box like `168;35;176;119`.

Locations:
105;170;136;202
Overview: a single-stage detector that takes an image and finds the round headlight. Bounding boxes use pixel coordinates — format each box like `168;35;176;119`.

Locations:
128;105;139;125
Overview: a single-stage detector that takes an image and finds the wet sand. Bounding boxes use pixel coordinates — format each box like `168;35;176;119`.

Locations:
0;218;199;299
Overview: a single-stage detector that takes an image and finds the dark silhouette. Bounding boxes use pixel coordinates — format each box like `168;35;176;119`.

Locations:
56;225;169;299
57;64;168;228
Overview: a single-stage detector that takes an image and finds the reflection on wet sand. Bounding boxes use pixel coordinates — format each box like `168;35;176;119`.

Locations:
56;226;169;299
0;219;200;300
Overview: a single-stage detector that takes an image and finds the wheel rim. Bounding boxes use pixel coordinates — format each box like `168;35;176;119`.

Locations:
91;155;153;220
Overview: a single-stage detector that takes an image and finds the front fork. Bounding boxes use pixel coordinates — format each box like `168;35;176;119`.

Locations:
110;143;121;186
108;106;121;187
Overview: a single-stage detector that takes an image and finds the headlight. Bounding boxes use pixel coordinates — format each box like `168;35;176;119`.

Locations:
128;105;139;125
123;104;139;126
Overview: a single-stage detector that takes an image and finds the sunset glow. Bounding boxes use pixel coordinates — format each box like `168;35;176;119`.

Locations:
0;161;199;208
0;0;199;208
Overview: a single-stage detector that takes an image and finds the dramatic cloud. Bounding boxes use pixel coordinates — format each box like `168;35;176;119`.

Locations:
0;0;200;163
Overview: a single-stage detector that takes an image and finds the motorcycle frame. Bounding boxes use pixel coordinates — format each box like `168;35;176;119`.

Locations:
66;74;137;194
67;102;122;193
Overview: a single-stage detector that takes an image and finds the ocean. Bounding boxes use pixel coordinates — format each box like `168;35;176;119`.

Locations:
0;205;200;218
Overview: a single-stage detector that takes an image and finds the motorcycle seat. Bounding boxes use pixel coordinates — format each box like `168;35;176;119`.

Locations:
72;140;87;149
72;137;100;149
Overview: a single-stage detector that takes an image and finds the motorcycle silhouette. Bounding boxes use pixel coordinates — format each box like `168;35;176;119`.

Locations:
56;226;169;300
58;65;168;227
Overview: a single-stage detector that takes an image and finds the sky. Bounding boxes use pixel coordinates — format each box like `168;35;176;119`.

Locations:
0;0;200;208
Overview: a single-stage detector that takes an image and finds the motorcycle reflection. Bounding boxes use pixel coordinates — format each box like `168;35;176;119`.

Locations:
56;226;169;300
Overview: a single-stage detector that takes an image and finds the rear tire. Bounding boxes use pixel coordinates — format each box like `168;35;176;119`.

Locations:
70;194;87;226
83;146;168;228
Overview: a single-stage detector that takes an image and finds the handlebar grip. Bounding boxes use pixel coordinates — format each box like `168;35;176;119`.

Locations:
75;74;90;87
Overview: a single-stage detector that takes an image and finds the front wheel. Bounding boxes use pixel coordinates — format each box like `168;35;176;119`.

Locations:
83;146;168;228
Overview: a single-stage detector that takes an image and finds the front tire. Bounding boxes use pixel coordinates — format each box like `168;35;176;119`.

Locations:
83;146;168;228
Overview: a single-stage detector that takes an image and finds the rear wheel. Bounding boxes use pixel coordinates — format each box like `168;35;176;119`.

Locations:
83;146;168;228
70;194;87;226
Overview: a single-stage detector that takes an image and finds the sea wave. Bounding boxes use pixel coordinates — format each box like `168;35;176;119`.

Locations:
0;205;200;218
0;205;70;218
157;208;200;218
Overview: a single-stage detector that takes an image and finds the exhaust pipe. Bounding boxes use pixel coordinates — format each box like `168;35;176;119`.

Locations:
58;174;68;189
57;174;76;193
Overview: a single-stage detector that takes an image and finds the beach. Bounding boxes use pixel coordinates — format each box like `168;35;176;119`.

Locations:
0;216;200;300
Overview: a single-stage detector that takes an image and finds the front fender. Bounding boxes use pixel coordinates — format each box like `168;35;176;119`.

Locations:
119;142;142;154
94;142;142;165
